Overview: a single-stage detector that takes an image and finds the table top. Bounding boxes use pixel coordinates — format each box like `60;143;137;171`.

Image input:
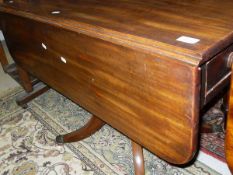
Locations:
1;0;227;164
0;0;233;65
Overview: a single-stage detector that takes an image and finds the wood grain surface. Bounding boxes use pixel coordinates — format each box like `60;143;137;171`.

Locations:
226;66;233;174
0;0;233;65
1;0;233;167
1;14;201;164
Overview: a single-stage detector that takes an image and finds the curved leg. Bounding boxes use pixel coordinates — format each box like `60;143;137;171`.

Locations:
132;141;145;175
56;115;105;143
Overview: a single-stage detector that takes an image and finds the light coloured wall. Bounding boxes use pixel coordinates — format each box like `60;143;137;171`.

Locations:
0;30;4;41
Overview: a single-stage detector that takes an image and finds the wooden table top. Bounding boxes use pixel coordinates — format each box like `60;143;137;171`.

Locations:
1;0;233;65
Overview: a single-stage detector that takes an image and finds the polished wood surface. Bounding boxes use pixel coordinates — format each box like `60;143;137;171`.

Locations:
0;14;200;164
1;0;233;168
226;66;233;174
56;115;105;143
1;0;233;65
132;141;145;175
201;45;233;106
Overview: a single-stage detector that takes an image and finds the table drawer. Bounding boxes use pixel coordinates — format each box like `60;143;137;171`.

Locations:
201;44;233;106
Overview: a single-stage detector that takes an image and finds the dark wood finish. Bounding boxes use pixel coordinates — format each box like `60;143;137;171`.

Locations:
225;66;233;174
16;82;49;108
206;46;233;91
201;45;233;107
132;141;145;175
1;0;233;65
56;115;105;143
0;0;233;168
17;65;33;93
0;41;8;71
0;14;200;164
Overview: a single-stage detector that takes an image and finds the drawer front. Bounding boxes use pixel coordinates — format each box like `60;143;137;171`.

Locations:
1;13;200;164
201;44;233;106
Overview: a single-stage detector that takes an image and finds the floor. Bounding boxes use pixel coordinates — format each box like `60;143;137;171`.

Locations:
0;65;18;94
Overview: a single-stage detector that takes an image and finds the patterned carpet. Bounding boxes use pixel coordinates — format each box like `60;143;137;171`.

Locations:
200;101;225;162
0;87;221;175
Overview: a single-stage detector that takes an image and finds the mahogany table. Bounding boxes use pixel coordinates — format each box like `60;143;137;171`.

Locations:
0;0;233;174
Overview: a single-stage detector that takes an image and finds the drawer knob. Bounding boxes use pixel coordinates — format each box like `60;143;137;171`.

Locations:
227;52;233;68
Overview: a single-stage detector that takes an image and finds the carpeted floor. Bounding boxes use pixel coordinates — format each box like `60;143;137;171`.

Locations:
200;101;225;162
0;87;223;175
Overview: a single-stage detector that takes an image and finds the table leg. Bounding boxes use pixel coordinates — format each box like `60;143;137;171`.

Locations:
16;65;50;108
55;113;146;175
16;82;49;108
17;65;33;93
225;76;233;173
132;141;145;175
56;115;105;143
0;41;8;72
